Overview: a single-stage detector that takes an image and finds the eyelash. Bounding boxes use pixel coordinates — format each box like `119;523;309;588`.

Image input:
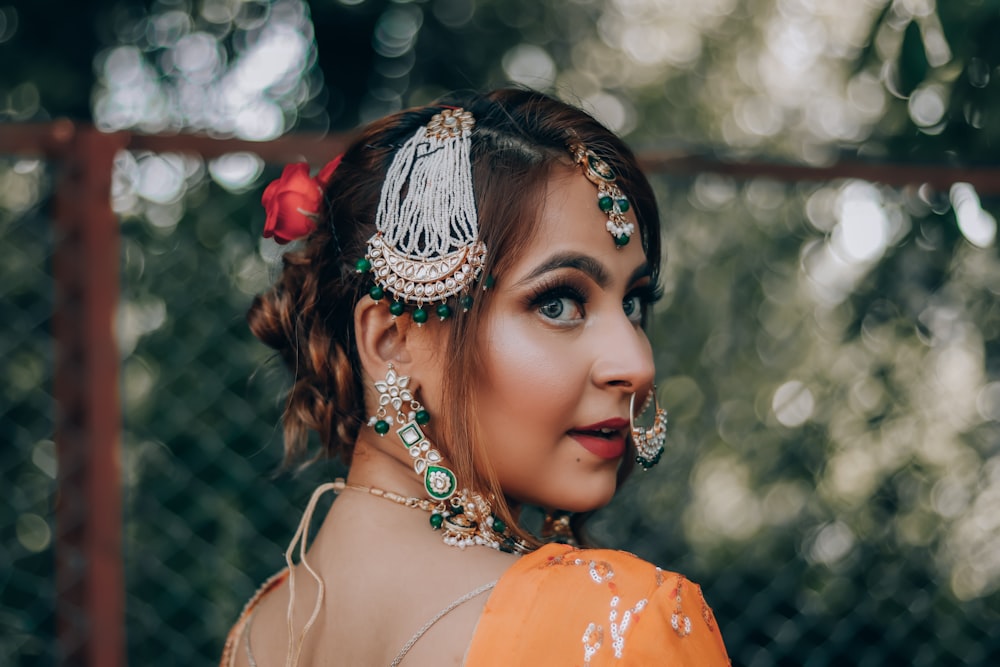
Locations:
527;279;588;315
526;279;663;323
626;283;664;310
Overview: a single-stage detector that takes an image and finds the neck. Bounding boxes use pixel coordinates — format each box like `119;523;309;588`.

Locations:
347;431;430;499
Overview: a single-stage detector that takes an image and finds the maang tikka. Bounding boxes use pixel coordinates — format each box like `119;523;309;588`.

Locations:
630;389;668;470
355;107;487;323
569;141;635;247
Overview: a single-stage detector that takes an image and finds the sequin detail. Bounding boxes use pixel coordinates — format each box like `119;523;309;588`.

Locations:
700;585;716;632
540;551;718;664
544;553;650;664
610;594;647;658
671;579;693;638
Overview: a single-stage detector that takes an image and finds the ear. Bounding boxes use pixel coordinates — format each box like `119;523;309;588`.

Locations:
355;295;441;387
356;295;408;381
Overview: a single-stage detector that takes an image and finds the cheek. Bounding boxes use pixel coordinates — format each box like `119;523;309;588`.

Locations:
481;316;576;410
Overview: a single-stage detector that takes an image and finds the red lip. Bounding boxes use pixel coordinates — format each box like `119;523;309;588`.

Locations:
568;418;629;460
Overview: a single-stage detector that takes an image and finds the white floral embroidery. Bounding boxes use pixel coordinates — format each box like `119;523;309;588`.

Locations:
582;622;603;664
546;553;701;664
609;595;648;658
546;556;653;664
589;560;614;584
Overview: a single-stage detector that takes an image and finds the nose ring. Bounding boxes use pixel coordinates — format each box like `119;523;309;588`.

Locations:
629;389;668;470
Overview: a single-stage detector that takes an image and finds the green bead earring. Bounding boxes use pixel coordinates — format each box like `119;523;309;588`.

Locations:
370;364;458;501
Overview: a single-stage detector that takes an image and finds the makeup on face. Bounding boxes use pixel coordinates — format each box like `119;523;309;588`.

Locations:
473;169;658;512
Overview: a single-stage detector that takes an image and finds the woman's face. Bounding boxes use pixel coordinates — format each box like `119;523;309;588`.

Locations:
476;166;657;512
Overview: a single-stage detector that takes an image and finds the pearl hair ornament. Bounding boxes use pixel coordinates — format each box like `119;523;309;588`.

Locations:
357;107;486;324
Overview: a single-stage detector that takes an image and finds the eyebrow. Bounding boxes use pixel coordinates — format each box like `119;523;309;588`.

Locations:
515;251;652;289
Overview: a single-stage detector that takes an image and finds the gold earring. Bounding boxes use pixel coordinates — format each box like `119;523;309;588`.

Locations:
370;363;456;500
630;389;667;470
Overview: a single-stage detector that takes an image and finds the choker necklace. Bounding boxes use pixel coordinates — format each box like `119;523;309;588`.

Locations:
332;478;530;554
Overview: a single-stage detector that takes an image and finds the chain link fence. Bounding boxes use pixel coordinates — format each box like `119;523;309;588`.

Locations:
3;145;999;666
3;156;58;664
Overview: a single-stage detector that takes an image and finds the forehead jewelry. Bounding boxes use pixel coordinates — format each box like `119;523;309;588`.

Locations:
356;107;486;324
569;141;635;247
629;389;667;470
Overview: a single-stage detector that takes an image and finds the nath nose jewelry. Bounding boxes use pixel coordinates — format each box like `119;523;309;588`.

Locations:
630;389;667;470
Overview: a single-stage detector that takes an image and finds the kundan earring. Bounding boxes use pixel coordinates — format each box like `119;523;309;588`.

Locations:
367;363;528;552
370;364;456;500
366;364;530;553
630;389;668;470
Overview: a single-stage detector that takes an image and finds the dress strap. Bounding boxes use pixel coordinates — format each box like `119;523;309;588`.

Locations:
284;482;339;667
244;607;259;667
390;579;498;667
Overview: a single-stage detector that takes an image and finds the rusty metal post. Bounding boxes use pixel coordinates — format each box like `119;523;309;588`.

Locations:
51;124;128;667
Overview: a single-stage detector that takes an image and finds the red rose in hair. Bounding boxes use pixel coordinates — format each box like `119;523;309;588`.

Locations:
261;155;342;244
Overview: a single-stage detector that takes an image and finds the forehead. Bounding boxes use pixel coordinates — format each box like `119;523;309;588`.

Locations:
516;167;648;273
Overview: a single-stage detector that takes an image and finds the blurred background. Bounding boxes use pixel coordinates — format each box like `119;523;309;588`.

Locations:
2;0;999;665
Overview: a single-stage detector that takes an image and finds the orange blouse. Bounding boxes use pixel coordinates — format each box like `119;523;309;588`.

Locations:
221;543;730;666
465;543;730;665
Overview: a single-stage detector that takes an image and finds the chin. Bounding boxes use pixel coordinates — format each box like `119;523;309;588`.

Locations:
535;473;619;513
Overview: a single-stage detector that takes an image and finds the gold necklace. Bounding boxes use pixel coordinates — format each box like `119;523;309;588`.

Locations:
330;477;530;553
332;477;438;511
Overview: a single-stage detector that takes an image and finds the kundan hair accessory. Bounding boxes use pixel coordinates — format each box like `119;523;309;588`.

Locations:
356;108;486;323
569;141;634;247
630;388;667;469
367;364;527;552
261;155;343;244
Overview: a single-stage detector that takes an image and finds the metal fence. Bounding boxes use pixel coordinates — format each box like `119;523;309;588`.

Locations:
3;122;999;667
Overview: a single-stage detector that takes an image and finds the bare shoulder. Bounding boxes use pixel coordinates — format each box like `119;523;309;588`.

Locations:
219;569;291;667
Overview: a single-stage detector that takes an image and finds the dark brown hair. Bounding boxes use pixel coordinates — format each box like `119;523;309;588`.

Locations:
248;88;661;546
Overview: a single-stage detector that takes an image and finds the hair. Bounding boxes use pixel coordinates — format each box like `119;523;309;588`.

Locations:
248;88;662;547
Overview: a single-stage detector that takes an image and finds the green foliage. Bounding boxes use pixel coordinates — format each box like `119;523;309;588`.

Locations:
2;0;999;665
857;0;1000;160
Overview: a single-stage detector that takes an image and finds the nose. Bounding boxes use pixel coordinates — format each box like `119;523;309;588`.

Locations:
590;315;655;394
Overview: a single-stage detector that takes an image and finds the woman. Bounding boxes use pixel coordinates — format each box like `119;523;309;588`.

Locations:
221;89;730;666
